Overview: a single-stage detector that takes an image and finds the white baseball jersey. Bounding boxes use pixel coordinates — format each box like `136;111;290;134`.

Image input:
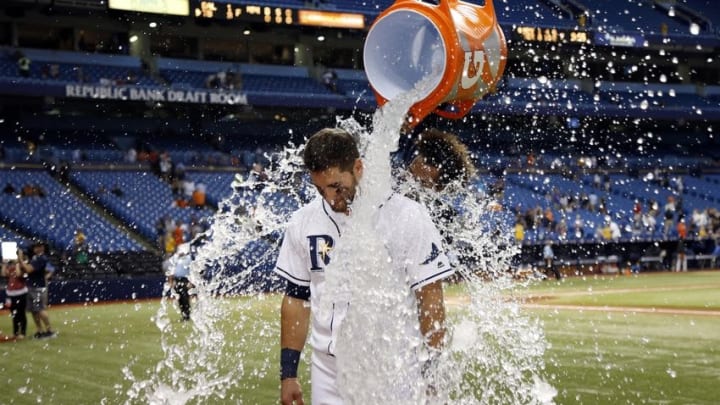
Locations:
274;193;454;357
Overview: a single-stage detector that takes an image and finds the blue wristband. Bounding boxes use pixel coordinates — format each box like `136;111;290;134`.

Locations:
281;348;301;380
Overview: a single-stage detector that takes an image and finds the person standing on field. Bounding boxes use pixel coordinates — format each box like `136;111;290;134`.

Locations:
17;242;56;339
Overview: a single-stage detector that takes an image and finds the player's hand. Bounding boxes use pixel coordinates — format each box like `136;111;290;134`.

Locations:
280;378;304;405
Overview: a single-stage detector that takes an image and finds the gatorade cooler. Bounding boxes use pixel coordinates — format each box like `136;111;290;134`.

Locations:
363;0;507;125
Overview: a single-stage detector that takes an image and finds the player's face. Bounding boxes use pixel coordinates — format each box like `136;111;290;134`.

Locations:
310;159;362;214
409;155;440;189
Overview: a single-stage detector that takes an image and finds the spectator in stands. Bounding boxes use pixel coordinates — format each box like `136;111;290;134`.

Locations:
159;152;173;181
542;208;555;233
677;218;688;240
205;72;222;89
189;216;204;239
556;218;568;240
192;182;207;209
691;208;708;236
226;70;242;90
573;214;584;239
20;184;46;198
588;192;598;212
164;231;177;255
206;70;241;90
173;221;185;247
321;68;338;93
16;51;31;78
597;220;612;241
1;258;28;340
173;196;189;208
73;66;85;83
542;240;561;280
182;178;195;201
41;64;60;79
166;243;193;321
641;211;657;237
598;197;608;215
17;242;57;339
3;182;15;195
602;171;611;192
514;220;525;244
111;184;123;197
673;176;684;195
632;197;642;222
609;217;621;240
663;196;676;237
125;147;137;163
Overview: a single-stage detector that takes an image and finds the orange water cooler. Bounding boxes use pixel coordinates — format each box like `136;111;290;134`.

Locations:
363;0;508;125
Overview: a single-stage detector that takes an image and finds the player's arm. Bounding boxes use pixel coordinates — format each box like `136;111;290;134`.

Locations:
16;251;35;274
280;281;310;405
415;279;446;351
45;262;55;282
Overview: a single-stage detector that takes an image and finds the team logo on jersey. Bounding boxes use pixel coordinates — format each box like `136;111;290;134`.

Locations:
421;242;440;265
308;234;334;271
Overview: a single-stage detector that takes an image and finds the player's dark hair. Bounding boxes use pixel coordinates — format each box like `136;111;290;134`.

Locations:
415;128;475;186
303;128;360;173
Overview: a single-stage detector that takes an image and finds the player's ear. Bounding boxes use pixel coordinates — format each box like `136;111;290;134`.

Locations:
353;158;363;178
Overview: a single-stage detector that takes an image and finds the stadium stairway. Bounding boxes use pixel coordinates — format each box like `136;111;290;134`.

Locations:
62;173;159;254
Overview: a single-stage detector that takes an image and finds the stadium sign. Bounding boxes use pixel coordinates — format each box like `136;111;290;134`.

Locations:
593;32;645;48
514;26;589;44
64;84;248;105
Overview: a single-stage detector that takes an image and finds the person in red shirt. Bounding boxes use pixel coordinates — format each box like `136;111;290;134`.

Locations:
1;259;28;340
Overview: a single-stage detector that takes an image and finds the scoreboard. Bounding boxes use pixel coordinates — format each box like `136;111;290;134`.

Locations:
514;26;590;45
192;1;365;29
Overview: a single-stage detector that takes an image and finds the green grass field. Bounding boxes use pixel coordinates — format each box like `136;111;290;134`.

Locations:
1;271;719;404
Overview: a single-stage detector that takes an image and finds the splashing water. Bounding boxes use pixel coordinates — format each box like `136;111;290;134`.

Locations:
121;79;555;404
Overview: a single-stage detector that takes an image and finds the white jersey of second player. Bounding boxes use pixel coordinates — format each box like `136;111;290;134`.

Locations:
274;193;454;357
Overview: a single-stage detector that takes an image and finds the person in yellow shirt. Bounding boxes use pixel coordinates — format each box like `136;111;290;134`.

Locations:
164;232;177;254
514;220;525;243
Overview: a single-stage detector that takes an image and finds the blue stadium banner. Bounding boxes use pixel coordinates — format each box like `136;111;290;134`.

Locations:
64;84;248;105
593;32;645;48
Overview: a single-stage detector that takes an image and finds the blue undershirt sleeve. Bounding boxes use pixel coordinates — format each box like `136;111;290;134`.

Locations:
285;279;310;301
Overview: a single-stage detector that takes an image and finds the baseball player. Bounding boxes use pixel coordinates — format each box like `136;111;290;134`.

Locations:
276;128;454;404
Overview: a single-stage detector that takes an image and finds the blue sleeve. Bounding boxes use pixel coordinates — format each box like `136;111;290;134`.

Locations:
285;279;310;301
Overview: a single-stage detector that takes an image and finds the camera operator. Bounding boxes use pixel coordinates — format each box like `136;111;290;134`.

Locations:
17;242;57;339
